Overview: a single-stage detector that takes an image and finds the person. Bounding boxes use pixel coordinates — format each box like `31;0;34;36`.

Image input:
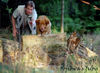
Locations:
11;0;37;41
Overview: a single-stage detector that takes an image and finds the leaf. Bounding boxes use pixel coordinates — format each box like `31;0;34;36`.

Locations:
1;0;8;3
6;7;12;14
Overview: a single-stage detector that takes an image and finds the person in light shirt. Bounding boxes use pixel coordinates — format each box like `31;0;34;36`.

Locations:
12;0;37;41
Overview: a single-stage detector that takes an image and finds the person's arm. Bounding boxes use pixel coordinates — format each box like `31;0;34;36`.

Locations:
11;7;19;38
32;9;37;24
28;9;37;34
33;9;37;20
32;9;37;34
11;15;18;38
28;9;37;26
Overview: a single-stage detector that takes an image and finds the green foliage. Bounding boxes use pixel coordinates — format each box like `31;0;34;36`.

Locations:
36;0;100;34
94;28;100;34
1;0;8;3
1;0;100;34
36;0;61;32
64;17;83;33
6;6;12;14
94;21;100;34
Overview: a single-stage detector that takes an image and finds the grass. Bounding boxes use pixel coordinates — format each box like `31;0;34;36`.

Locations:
0;63;99;73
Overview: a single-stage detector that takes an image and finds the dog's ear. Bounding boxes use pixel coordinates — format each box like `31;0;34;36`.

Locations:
45;20;49;25
35;19;40;25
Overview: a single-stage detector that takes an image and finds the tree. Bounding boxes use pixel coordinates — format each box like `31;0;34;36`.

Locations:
61;0;64;33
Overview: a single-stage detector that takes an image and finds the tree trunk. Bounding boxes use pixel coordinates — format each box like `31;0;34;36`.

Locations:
61;0;64;33
0;40;3;62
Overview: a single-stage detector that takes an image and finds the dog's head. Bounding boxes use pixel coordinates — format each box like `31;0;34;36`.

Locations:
36;18;49;32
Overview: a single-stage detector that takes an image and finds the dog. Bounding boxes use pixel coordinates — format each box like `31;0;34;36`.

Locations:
36;15;51;35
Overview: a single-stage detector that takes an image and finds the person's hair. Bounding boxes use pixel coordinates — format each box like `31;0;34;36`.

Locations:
25;1;35;9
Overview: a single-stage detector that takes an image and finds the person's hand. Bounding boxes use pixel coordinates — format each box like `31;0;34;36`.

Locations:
13;28;18;38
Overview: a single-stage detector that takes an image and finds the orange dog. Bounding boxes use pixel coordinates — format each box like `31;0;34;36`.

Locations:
36;15;51;35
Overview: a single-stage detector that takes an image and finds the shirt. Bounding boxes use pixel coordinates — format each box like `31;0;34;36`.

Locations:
13;5;37;35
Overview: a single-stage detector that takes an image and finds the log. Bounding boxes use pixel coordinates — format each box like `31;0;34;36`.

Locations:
22;33;66;50
0;33;67;68
67;32;97;58
22;33;67;56
66;32;98;68
0;38;19;64
86;47;97;57
22;33;67;67
0;32;99;69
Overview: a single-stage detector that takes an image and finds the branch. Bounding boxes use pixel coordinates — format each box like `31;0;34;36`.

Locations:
80;0;100;10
